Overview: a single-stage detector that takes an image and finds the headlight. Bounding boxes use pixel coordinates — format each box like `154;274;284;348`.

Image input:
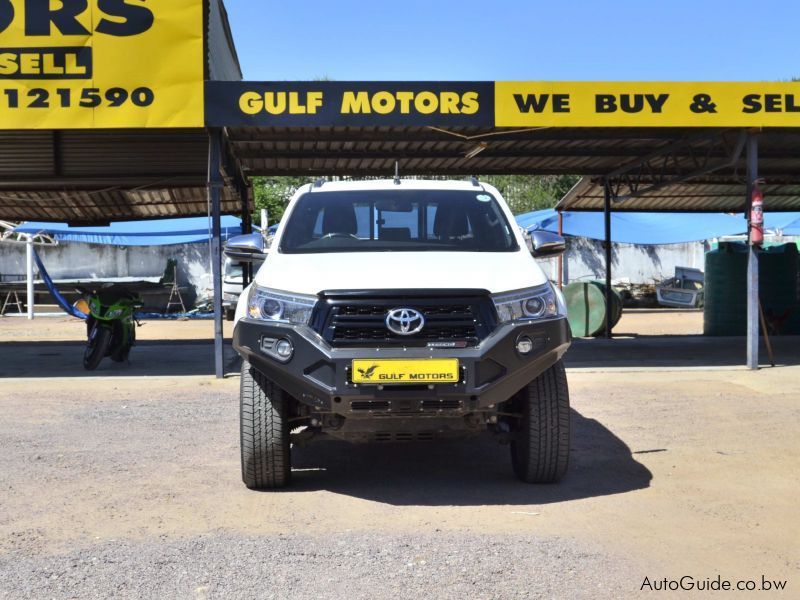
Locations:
492;284;565;323
247;286;316;324
105;308;124;319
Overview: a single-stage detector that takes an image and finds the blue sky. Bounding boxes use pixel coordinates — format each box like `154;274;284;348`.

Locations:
225;0;799;81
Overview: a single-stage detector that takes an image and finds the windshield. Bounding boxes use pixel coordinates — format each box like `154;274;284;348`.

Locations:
279;189;519;254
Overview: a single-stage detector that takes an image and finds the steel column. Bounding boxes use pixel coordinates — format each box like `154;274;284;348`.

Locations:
603;181;613;339
239;178;253;287
746;132;760;370
208;129;225;379
557;211;564;289
26;239;34;320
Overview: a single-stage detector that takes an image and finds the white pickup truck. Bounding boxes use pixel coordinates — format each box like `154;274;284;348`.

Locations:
227;179;571;489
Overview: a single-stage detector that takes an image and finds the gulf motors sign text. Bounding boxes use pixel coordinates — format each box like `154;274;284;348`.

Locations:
204;82;494;128
0;0;204;129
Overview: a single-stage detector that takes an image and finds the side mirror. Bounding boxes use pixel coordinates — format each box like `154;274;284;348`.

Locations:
527;230;566;258
224;233;267;262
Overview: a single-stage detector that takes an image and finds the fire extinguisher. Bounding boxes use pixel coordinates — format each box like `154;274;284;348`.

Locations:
750;181;764;246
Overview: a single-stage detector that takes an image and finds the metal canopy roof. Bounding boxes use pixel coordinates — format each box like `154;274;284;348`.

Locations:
228;126;800;212
227;126;719;176
3;124;800;223
0;129;241;223
555;128;800;212
557;178;800;213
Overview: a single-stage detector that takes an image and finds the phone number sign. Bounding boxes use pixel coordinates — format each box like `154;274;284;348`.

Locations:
0;0;204;129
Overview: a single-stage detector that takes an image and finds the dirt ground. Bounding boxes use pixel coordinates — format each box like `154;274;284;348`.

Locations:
0;310;797;598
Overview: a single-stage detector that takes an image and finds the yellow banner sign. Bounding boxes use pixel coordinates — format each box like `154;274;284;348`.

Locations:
0;0;204;129
496;82;800;127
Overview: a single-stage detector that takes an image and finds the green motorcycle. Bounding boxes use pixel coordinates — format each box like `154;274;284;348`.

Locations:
77;284;143;371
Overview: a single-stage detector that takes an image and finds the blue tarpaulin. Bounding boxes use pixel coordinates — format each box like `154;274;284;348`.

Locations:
14;216;244;246
15;212;799;248
769;214;800;236
32;250;87;320
515;210;800;245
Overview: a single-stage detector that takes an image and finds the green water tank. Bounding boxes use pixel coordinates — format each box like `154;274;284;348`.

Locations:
761;244;800;335
564;281;623;337
704;242;799;336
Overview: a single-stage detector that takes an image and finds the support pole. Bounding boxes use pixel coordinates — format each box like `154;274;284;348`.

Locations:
239;178;253;287
746;132;759;370
26;238;34;320
208;129;224;379
603;180;613;339
557;211;564;289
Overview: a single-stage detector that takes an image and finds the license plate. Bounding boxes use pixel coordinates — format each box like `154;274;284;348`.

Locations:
351;359;460;385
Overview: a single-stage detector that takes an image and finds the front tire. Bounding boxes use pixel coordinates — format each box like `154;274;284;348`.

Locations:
110;322;135;363
510;359;571;483
83;326;112;371
240;361;291;489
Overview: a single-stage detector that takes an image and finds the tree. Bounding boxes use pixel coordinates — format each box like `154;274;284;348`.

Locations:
480;175;579;214
251;176;315;226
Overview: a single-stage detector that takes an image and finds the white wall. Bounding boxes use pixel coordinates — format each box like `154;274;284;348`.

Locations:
0;241;216;307
2;237;710;310
539;238;708;285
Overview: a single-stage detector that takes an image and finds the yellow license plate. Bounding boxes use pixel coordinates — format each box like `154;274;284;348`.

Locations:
351;359;460;385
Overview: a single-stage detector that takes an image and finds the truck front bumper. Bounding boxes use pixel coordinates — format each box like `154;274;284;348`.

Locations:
233;316;571;416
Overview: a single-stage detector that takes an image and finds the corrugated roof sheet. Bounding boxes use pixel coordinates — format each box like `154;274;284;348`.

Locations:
0;187;240;223
0;129;244;222
228;126;706;176
3;124;800;221
557;178;800;213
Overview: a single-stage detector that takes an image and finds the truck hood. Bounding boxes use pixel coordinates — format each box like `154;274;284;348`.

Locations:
254;250;548;295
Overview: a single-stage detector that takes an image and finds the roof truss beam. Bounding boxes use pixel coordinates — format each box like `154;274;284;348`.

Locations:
604;129;748;203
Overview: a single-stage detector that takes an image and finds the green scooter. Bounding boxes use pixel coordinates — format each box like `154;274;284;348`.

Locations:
76;285;143;371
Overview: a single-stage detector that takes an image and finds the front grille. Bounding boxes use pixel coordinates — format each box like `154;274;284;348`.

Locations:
334;304;476;344
312;290;496;348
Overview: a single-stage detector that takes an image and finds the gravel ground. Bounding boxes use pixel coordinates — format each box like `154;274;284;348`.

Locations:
1;363;797;598
0;532;626;600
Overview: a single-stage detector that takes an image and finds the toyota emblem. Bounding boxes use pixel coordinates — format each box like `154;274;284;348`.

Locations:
385;308;425;336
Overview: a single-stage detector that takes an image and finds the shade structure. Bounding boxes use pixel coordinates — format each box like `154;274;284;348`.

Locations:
516;210;800;245
767;214;800;236
14;216;244;246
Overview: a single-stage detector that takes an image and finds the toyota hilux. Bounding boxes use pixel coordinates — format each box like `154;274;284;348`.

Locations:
228;179;571;489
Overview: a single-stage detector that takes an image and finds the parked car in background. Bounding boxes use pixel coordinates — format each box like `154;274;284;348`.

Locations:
656;266;704;308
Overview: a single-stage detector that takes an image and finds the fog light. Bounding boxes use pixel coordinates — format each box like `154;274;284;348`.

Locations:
516;336;534;355
275;339;294;360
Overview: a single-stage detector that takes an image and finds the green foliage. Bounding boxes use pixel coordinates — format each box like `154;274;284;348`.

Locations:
480;175;580;214
251;176;315;226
